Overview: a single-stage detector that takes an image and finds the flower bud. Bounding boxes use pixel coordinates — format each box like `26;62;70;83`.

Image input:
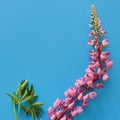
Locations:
101;30;106;34
88;40;95;46
102;39;108;47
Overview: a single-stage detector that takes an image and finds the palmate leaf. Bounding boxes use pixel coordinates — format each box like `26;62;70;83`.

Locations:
7;80;44;120
20;82;43;120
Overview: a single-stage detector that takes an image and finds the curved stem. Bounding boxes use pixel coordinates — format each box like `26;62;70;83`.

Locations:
96;33;102;69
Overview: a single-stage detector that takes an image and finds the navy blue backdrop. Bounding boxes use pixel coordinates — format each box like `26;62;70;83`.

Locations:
0;0;119;120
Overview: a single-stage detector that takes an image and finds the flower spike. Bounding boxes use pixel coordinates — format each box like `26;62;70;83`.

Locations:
48;5;113;120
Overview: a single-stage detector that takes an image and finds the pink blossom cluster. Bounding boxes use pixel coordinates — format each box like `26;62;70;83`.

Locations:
48;6;113;120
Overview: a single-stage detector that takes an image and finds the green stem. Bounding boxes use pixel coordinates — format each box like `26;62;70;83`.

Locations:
20;107;30;120
17;103;21;119
13;103;18;120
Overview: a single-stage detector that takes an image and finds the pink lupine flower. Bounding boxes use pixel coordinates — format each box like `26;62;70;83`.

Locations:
90;50;95;53
60;115;66;120
89;30;95;36
102;39;108;47
48;6;113;120
71;106;83;116
67;117;73;120
89;61;95;67
95;43;99;50
51;114;56;120
87;73;94;80
89;92;97;99
78;93;83;100
90;50;98;60
88;40;95;46
83;94;88;102
48;107;53;117
97;18;101;24
84;74;89;81
106;61;113;70
75;78;85;88
65;87;77;97
84;72;95;81
64;91;69;98
63;97;72;107
95;61;100;67
82;101;88;108
90;56;96;60
74;80;80;88
53;99;64;109
100;52;109;61
87;80;94;88
68;101;75;109
65;97;72;103
69;88;77;97
99;25;102;31
89;61;100;68
71;110;77;116
76;107;83;114
56;110;63;118
95;83;104;89
86;66;95;74
97;68;104;76
102;73;109;81
48;107;56;117
101;30;106;34
90;50;98;57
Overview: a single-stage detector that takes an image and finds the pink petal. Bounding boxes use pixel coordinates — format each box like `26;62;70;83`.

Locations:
51;114;56;120
88;40;95;46
83;94;88;102
89;92;97;99
102;39;108;47
95;83;104;89
68;101;75;109
60;115;66;120
78;93;83;100
56;111;63;118
102;73;109;81
106;61;113;70
97;68;104;76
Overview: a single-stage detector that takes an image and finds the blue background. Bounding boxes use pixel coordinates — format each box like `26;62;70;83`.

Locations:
0;0;119;120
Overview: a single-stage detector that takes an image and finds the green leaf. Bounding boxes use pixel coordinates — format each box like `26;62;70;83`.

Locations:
7;93;19;104
20;104;28;113
32;102;44;107
34;109;41;119
16;80;28;95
